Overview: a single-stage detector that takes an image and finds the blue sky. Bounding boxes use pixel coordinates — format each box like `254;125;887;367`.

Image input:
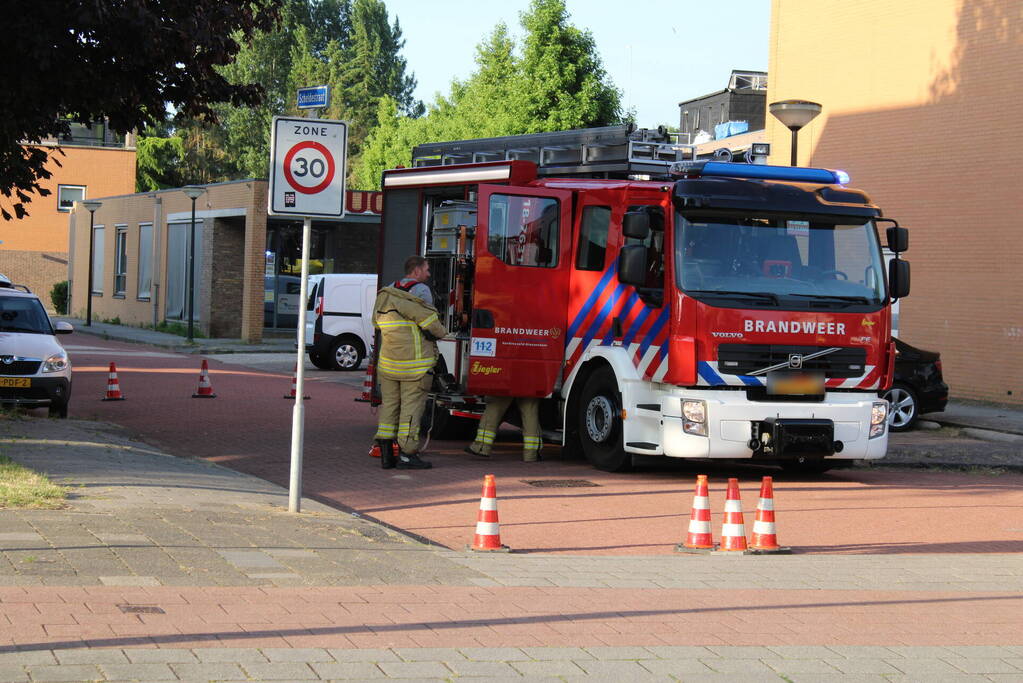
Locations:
383;0;771;128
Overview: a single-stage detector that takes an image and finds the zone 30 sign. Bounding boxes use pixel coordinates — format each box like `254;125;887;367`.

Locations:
269;116;348;217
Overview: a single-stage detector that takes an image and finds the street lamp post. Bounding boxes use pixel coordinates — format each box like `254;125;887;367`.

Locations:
182;185;207;343
769;100;823;166
81;201;103;326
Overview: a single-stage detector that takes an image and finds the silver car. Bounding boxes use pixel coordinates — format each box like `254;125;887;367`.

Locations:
0;276;73;417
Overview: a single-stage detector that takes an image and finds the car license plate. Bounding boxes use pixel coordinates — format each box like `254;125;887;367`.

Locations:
0;378;30;388
767;371;824;396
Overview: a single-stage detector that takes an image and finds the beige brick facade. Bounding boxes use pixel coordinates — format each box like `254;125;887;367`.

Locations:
769;0;1023;404
68;181;381;343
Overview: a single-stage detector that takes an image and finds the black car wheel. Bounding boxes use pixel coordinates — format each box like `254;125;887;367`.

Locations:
48;399;69;419
577;366;631;472
308;351;332;370
884;382;918;432
329;337;364;371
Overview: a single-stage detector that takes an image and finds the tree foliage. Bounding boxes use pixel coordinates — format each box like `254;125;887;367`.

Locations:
355;0;622;189
1;0;279;220
159;0;420;187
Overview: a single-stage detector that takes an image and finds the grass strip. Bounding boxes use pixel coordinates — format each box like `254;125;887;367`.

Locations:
0;456;67;509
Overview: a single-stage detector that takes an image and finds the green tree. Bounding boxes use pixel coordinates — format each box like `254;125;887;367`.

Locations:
135;135;185;192
518;0;622;132
354;0;623;189
187;0;419;184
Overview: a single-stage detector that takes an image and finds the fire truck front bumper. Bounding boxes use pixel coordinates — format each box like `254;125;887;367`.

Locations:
639;389;888;461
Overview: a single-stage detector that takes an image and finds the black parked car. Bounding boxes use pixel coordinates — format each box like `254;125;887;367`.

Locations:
882;338;949;431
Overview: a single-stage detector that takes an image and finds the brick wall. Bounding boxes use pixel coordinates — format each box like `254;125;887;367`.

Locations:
0;251;67;311
770;0;1022;404
208;218;245;338
0;145;136;306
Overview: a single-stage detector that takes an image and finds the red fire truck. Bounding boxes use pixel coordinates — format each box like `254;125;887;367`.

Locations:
374;125;910;473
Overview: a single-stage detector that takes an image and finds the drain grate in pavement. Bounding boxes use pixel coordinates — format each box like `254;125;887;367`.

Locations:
522;479;600;488
117;604;165;614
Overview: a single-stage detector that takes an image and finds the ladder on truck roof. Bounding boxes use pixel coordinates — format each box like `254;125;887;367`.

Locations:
411;124;696;178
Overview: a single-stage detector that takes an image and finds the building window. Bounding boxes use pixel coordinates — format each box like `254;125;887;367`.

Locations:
488;194;559;268
137;223;152;300
91;226;104;295
114;226;127;296
58;185;86;212
576;206;610;271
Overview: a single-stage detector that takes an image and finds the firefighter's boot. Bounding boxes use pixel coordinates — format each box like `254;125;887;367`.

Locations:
397;450;432;469
378;440;397;469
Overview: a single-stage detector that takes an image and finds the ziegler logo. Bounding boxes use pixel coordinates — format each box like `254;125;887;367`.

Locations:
470;361;502;376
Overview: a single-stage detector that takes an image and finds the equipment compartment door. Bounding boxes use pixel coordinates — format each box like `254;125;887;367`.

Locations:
468;185;574;397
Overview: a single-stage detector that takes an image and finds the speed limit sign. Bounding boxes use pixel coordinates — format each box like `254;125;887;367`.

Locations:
269;116;348;217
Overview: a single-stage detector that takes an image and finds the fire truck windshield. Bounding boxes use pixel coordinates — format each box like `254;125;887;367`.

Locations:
674;214;887;311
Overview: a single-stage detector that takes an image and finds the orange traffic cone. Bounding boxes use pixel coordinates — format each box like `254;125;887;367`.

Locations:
468;474;510;552
715;477;749;553
191;359;217;398
283;364;310;400
101;362;126;401
676;474;713;553
750;476;792;553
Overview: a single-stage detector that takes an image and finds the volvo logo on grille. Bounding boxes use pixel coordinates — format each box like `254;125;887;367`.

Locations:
788;353;803;369
1;356;13;365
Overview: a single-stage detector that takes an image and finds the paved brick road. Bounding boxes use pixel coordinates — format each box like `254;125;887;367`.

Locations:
66;338;1023;556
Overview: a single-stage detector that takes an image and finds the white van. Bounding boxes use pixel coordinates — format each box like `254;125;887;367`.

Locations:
304;274;377;370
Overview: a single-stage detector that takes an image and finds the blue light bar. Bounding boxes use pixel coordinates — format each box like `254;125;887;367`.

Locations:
674;161;850;185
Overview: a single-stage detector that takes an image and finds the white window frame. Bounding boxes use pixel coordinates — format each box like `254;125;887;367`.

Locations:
137;222;153;300
113;225;128;296
91;225;105;295
57;184;86;212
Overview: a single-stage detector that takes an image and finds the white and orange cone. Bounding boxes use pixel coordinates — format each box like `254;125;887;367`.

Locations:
468;474;510;552
191;359;217;398
676;474;714;553
283;364;310;400
101;362;126;401
357;348;376;404
715;477;749;553
750;476;792;553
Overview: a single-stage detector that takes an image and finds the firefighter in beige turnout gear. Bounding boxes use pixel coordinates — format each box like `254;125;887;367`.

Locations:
467;397;542;462
373;257;448;469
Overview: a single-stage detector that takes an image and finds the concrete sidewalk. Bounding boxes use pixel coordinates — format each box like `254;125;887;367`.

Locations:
1;416;1022;681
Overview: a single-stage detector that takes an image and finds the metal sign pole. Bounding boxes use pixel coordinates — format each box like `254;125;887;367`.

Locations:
272;89;345;514
288;214;312;513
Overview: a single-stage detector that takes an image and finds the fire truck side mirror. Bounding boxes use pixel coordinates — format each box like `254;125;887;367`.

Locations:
623;211;651;240
618;245;649;286
888;258;910;300
886;225;908;253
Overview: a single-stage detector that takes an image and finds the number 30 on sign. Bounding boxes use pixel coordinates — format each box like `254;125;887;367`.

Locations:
268;116;348;218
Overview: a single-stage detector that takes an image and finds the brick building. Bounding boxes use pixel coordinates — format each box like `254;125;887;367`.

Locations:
67;182;381;342
766;0;1021;404
0;126;136;304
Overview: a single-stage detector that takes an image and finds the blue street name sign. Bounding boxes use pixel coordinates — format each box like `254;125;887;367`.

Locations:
297;85;330;109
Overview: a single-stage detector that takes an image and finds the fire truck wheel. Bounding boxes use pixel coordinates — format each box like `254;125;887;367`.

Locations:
578;366;632;472
329;336;365;371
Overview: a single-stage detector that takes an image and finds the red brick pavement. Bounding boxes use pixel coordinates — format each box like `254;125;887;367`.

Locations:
1;585;1021;650
68;338;1023;556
